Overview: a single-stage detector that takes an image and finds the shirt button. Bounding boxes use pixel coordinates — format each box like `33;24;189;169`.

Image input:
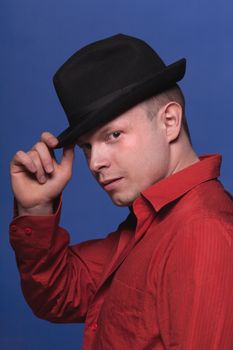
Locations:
90;322;98;331
10;225;17;232
25;227;32;236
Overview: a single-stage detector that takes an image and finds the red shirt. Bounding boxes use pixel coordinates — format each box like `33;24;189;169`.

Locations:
10;154;233;349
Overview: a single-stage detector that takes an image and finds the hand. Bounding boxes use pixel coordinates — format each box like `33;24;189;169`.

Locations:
10;132;75;216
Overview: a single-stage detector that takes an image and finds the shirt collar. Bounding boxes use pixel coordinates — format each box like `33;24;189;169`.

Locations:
139;154;221;213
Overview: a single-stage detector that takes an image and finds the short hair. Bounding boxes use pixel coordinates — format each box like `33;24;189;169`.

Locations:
142;85;192;143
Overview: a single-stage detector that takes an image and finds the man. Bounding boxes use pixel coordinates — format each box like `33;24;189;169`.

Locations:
9;34;233;349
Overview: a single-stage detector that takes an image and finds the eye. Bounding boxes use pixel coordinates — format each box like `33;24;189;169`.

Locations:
108;131;121;141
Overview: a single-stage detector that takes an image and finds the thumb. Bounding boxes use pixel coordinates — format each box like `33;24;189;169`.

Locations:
60;145;75;174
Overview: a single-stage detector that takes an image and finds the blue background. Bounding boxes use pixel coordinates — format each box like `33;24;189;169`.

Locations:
1;1;233;349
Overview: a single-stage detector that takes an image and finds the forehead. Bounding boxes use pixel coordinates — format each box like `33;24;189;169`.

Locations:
77;103;147;144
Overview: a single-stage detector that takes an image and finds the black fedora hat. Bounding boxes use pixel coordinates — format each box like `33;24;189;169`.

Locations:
53;33;186;148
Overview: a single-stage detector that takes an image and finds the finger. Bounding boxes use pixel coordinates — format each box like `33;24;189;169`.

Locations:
32;141;55;174
60;145;75;178
28;150;47;184
11;150;37;174
40;131;58;148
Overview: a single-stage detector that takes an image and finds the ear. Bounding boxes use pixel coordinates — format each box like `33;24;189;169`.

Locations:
159;102;182;143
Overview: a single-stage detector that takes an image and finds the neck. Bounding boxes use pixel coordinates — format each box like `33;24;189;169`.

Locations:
168;132;199;176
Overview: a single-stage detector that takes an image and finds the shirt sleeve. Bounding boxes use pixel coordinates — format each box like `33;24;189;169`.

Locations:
158;216;233;350
9;200;119;323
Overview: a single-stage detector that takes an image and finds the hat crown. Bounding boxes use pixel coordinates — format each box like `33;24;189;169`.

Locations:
53;34;166;123
53;33;186;148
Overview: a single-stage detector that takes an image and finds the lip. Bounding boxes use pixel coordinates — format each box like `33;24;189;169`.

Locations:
100;177;123;191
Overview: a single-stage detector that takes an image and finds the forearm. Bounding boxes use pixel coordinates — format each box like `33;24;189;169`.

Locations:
10;206;96;323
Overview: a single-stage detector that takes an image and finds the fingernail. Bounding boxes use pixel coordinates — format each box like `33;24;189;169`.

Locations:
49;137;58;145
40;175;46;183
46;165;54;173
31;164;37;172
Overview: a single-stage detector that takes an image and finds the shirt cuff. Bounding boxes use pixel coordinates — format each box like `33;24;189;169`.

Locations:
9;198;63;250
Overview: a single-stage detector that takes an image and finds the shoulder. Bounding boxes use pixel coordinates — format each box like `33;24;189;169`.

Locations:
174;179;233;228
175;215;233;250
160;182;233;273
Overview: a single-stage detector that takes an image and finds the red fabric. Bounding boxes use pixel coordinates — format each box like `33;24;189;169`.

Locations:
10;154;233;349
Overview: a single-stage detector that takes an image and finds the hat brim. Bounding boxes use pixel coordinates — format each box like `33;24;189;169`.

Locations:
54;58;186;148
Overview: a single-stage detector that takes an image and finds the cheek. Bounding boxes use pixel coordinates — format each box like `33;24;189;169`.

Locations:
127;136;169;186
112;129;168;182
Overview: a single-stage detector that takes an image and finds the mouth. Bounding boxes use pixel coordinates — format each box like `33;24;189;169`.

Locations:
100;177;123;191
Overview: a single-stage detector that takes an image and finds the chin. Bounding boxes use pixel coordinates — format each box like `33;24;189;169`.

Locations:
110;192;138;207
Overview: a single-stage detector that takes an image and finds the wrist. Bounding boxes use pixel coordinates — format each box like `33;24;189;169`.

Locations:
17;202;54;216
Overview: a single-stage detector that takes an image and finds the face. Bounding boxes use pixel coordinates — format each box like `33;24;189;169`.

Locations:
77;103;170;206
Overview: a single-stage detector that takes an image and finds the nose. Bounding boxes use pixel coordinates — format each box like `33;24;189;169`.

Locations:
88;144;110;174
